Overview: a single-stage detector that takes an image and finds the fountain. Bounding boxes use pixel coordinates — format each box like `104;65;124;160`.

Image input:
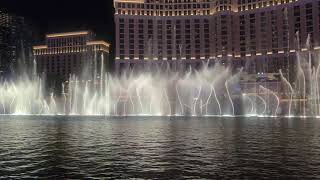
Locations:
0;37;320;117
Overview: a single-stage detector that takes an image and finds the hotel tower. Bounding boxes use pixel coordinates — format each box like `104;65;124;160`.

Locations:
0;10;32;77
33;31;110;81
114;0;320;78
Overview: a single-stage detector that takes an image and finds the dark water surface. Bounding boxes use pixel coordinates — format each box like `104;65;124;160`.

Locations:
0;116;320;179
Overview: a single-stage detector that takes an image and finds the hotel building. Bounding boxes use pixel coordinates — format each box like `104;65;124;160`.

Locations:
33;31;110;81
114;0;320;78
0;10;32;77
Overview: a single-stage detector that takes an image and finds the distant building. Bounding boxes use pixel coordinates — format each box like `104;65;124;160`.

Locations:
33;31;110;81
114;0;320;78
0;10;32;77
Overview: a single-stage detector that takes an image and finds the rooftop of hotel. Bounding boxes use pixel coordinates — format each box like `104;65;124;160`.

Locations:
114;0;304;14
46;31;91;38
114;0;301;4
33;31;110;54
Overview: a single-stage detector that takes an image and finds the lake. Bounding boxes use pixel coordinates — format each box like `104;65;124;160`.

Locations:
0;116;320;179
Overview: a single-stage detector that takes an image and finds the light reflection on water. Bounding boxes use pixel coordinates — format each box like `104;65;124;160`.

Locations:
0;116;320;179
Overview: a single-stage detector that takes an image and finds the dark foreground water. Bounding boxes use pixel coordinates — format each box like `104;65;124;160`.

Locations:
0;116;320;179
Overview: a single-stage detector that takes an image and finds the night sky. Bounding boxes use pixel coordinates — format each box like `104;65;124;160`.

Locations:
0;0;115;57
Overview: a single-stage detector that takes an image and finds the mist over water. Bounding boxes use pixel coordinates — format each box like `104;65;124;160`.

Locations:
0;62;238;116
0;46;320;117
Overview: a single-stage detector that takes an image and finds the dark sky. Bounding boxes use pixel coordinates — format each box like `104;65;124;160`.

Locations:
0;0;115;56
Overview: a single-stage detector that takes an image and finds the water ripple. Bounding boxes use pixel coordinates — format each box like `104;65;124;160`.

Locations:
0;117;320;179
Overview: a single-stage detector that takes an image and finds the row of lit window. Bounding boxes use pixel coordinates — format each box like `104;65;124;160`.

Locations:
34;47;109;55
116;47;320;61
238;0;297;11
117;9;212;16
117;1;211;9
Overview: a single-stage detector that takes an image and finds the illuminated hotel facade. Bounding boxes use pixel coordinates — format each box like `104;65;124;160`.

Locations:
114;0;320;77
33;31;110;80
